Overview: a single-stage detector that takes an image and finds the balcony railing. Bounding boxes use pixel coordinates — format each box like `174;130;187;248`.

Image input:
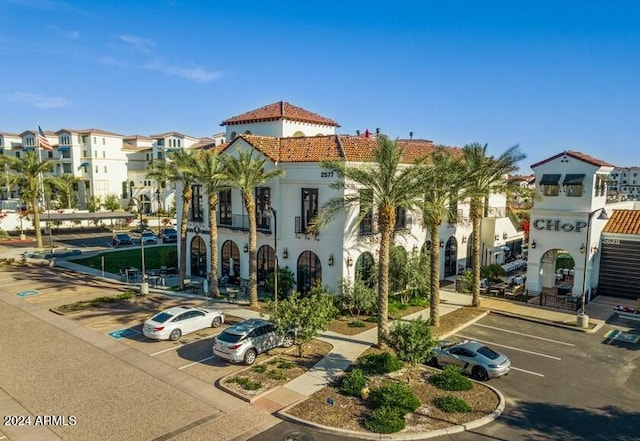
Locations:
218;213;271;233
295;216;319;239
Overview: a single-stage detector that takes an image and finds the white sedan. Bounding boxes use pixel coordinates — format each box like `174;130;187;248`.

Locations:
143;306;224;341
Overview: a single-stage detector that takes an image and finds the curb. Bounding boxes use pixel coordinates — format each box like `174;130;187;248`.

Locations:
487;309;605;334
277;375;505;440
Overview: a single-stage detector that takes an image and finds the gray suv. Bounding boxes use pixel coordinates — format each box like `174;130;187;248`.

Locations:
212;318;294;365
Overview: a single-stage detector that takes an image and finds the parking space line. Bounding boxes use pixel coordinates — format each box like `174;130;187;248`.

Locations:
472;323;575;346
456;334;562;360
511;366;545;377
151;345;182;356
150;332;221;356
178;355;215;370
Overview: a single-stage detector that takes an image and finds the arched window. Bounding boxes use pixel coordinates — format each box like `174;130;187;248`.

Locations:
257;245;275;286
221;240;240;283
355;252;375;287
244;130;252;135
297;251;322;295
230;131;237;140
190;236;207;277
292;131;305;137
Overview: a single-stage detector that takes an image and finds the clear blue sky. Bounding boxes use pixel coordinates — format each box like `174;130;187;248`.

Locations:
2;0;639;171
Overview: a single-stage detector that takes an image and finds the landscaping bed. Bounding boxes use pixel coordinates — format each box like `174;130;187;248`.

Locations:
284;353;500;434
220;339;333;400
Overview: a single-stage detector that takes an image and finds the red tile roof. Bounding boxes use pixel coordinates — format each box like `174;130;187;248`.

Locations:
602;209;640;235
531;150;615;168
219;134;451;164
221;101;340;127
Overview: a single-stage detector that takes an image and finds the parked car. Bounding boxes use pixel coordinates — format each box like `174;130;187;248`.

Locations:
143;306;224;341
430;340;511;381
159;228;178;243
212;318;294;365
132;223;150;233
113;233;134;246
140;230;158;245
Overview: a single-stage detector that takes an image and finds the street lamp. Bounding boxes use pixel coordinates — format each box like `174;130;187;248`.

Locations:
129;196;147;295
578;207;608;327
269;207;278;311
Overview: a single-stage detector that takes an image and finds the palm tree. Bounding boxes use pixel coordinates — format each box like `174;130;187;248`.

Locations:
221;149;284;307
418;147;466;326
2;151;54;248
461;143;525;307
147;149;199;290
193;148;228;298
48;173;80;208
316;136;424;346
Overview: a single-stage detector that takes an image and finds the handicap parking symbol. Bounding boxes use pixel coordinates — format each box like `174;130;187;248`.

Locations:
108;328;140;340
16;290;40;298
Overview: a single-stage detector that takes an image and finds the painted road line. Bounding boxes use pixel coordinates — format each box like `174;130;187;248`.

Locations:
16;289;40;298
604;329;639;344
151;345;183;356
456;334;562;360
472;323;576;346
108;328;140;340
511;366;545;377
178;355;216;370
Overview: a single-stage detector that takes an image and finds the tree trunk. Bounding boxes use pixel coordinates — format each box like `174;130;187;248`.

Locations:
179;187;192;290
377;222;391;347
429;224;441;327
245;193;259;307
471;200;483;307
31;195;43;248
208;194;220;297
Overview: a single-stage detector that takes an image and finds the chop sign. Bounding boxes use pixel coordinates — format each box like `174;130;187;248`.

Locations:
533;219;587;232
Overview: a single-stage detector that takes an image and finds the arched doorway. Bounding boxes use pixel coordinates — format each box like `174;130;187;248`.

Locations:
190;236;206;277
355;252;375;287
297;251;322;295
221;240;240;284
540;249;576;290
257;245;275;287
444;236;458;277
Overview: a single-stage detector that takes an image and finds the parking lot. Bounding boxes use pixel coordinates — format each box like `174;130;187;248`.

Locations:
0;264;280;441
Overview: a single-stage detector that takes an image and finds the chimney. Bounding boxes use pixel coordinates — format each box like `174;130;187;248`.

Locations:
376;128;380;135
409;131;414;140
356;130;361;136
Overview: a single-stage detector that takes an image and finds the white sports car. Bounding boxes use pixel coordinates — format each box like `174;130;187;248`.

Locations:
143;306;224;341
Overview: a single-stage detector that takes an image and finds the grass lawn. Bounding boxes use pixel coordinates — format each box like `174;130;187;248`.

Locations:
70;245;176;274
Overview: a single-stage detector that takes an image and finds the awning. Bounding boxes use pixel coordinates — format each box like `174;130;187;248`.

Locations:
563;174;585;185
80;162;89;167
539;174;561;185
58;146;70;152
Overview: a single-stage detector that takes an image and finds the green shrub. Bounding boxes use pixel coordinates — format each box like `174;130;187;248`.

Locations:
338;369;368;397
435;395;472;413
277;360;295;369
366;316;378;323
267;369;287;380
359;352;404;375
429;365;473;391
252;364;267;373
368;382;420;414
364;406;406;433
226;377;262;391
348;320;366;328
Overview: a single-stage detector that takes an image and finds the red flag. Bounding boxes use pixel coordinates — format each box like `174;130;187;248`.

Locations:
38;124;53;151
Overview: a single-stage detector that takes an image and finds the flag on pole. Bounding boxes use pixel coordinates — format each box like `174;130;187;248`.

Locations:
38;124;53;151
